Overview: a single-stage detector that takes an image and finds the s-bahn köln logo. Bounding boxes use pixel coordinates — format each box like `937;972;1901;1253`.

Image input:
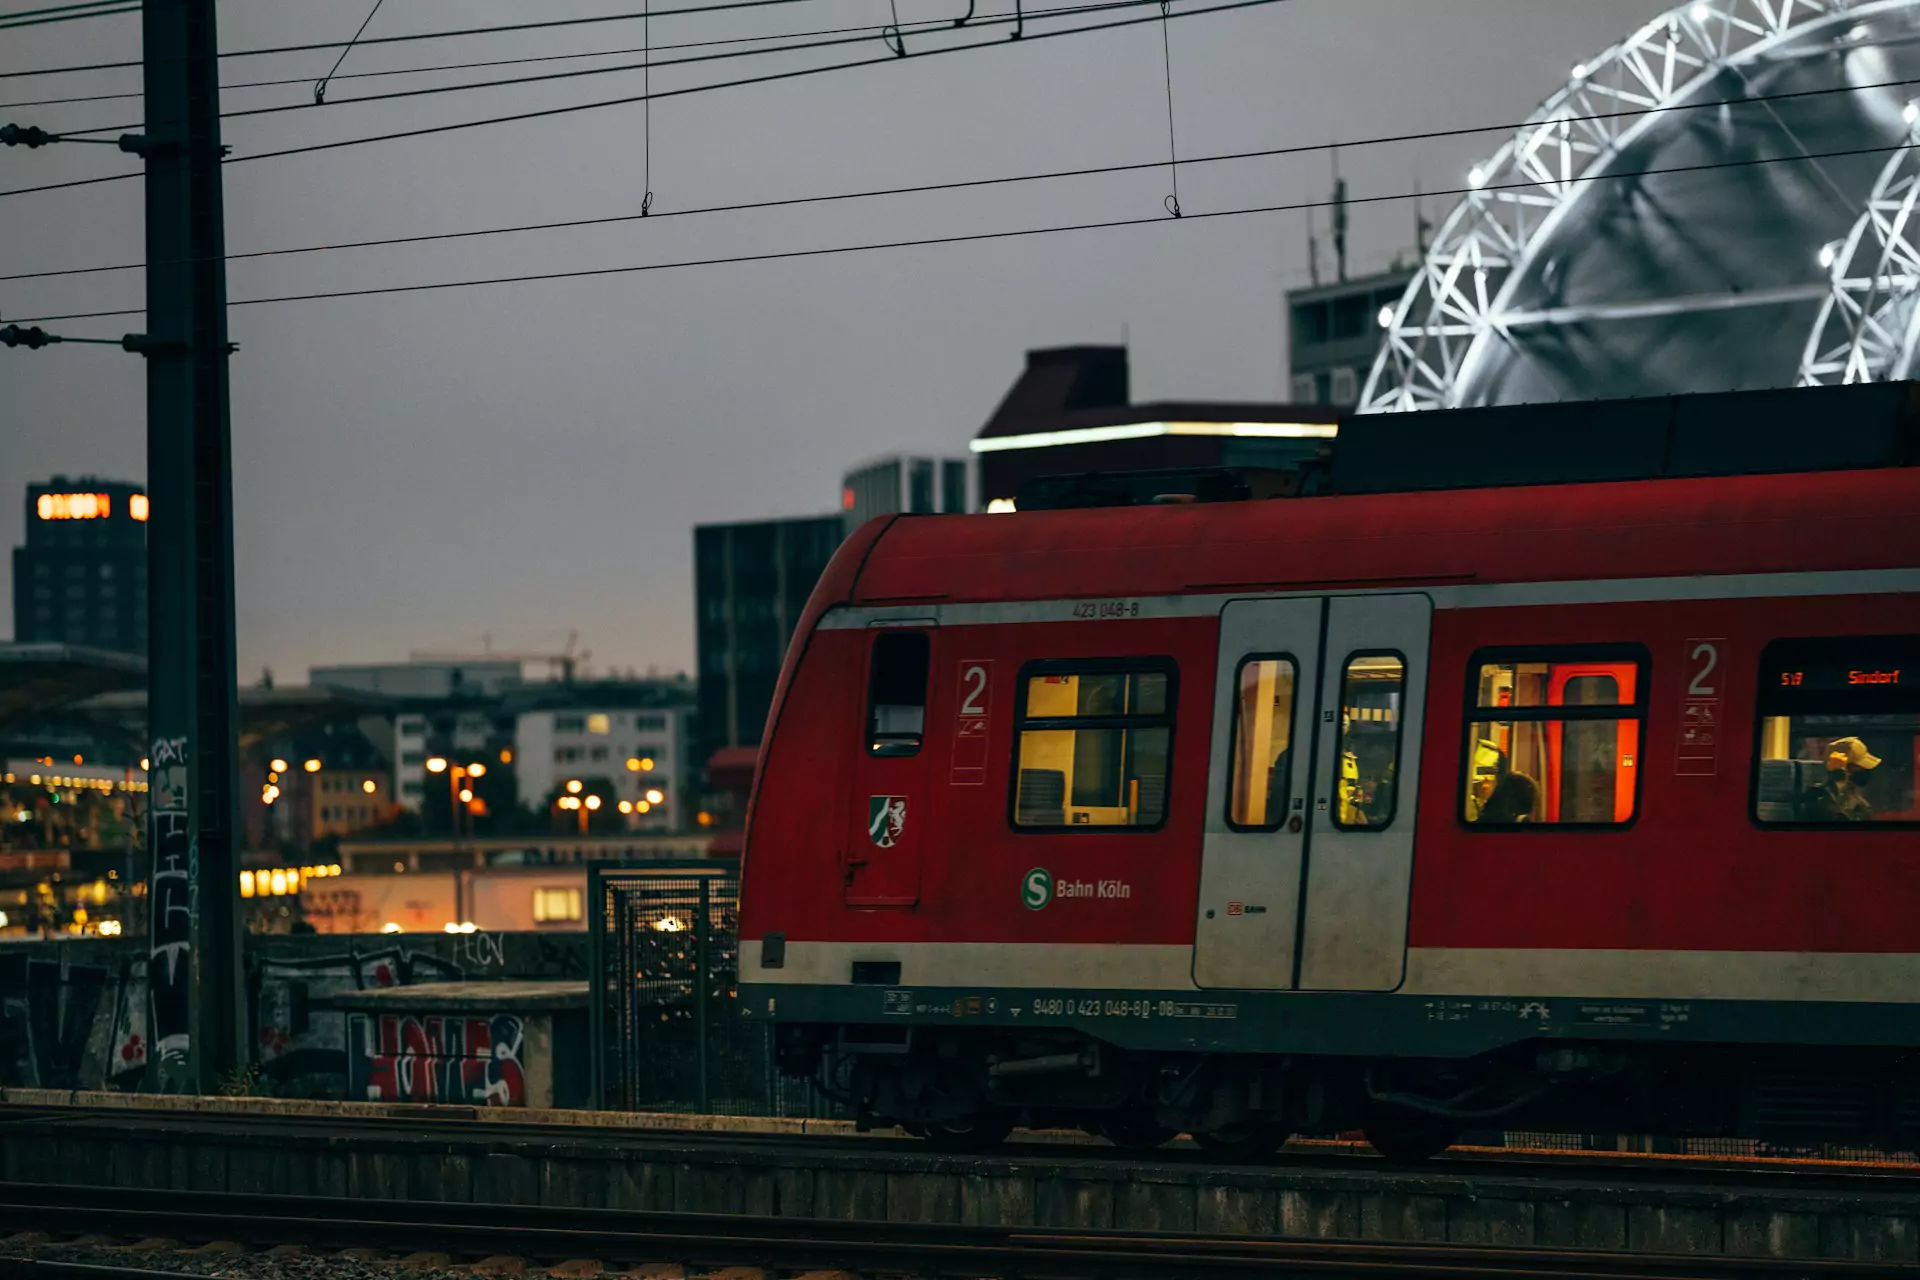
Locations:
868;795;908;848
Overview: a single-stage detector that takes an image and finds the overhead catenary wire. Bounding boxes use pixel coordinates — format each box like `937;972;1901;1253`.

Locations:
16;70;1920;285
312;0;391;105
13;139;1920;329
0;0;132;20
0;0;1151;112
0;0;898;83
0;1;133;29
0;0;1286;200
62;0;1198;138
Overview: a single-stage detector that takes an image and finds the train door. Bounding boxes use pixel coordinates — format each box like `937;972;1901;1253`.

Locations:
844;623;936;907
1295;594;1433;992
1193;598;1320;988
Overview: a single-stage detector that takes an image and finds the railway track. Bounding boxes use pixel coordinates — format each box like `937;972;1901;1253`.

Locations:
0;1183;1912;1279
4;1101;1917;1192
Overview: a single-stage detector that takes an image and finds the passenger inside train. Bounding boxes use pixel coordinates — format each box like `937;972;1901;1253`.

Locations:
1461;653;1642;826
1755;636;1918;824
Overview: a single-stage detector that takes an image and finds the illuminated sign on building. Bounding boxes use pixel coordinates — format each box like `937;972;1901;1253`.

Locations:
36;492;112;520
33;491;147;521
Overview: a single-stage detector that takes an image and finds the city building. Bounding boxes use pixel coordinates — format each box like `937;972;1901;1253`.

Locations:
310;659;526;699
246;722;395;850
971;347;1340;510
1286;263;1417;407
692;515;843;788
841;453;971;536
11;478;148;655
513;678;695;831
313;659;526;815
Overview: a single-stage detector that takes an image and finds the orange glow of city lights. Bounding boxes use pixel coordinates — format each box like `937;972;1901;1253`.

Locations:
36;492;110;520
129;493;149;522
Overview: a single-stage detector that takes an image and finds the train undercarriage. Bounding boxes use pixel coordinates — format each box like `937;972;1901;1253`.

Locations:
775;1024;1920;1160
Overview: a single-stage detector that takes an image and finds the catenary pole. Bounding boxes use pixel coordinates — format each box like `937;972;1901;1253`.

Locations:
141;0;242;1094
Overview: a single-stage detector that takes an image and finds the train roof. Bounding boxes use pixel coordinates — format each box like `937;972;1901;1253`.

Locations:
846;466;1920;607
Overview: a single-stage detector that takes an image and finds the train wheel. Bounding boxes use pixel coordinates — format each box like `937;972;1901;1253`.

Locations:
1193;1121;1288;1160
1098;1109;1177;1151
1363;1115;1460;1163
919;1110;1015;1153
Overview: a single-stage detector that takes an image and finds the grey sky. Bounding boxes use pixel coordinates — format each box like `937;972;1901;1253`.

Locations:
1;0;1671;679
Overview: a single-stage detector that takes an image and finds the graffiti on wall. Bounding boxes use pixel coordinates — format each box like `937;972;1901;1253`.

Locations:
0;953;110;1088
346;1012;525;1105
0;932;583;1095
146;734;192;1088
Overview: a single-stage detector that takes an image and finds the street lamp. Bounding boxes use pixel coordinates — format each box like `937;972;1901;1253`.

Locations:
425;757;448;774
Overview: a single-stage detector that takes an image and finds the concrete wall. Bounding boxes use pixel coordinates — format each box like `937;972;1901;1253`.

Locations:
0;931;587;1097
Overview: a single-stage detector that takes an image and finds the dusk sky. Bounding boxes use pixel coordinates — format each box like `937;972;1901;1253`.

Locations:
1;0;1671;680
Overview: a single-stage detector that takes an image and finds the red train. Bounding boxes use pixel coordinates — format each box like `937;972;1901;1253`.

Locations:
738;388;1920;1157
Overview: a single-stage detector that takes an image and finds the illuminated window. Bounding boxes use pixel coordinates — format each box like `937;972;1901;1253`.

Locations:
532;886;583;923
1012;662;1174;829
1227;656;1297;830
586;713;611;735
1337;654;1408;829
129;494;149;521
1755;636;1920;826
1463;648;1646;828
866;631;930;757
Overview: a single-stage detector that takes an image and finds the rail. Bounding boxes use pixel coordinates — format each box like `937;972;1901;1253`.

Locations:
0;1184;1913;1279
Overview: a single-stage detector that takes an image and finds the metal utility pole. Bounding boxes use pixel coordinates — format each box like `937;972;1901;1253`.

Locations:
141;0;242;1094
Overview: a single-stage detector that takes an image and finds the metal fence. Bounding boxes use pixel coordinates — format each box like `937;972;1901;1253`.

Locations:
588;861;832;1117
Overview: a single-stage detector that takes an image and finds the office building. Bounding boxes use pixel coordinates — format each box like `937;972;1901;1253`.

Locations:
972;347;1339;510
692;514;843;784
11;478;148;655
1286;263;1417;407
513;679;694;831
841;454;970;535
313;660;524;814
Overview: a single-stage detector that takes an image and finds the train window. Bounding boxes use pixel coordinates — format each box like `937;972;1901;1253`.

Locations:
1012;662;1175;829
1462;649;1646;827
867;631;930;757
1753;635;1920;826
1228;656;1297;830
1335;653;1406;829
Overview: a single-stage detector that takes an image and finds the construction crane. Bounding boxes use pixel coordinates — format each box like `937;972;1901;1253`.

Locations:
410;631;590;683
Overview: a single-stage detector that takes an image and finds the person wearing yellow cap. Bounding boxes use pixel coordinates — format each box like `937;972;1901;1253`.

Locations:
1801;736;1881;822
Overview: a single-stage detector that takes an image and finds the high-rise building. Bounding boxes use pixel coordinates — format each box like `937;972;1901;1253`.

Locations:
841;453;971;535
11;478;149;655
1285;264;1417;407
692;515;843;784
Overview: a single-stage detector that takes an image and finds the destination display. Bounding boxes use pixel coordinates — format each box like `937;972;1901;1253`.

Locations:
1764;639;1920;694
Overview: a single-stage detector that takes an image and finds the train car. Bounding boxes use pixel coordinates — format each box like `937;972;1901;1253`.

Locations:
737;391;1920;1158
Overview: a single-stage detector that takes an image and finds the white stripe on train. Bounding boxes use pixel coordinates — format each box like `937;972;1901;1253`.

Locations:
740;940;1920;1004
818;567;1920;630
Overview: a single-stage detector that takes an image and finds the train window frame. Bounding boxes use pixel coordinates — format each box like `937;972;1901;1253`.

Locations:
865;629;932;758
1225;653;1300;833
1456;644;1651;833
1006;656;1179;835
1332;650;1410;832
1749;634;1920;830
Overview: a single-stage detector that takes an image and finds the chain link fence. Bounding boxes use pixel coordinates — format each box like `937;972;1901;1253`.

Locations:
588;861;834;1117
